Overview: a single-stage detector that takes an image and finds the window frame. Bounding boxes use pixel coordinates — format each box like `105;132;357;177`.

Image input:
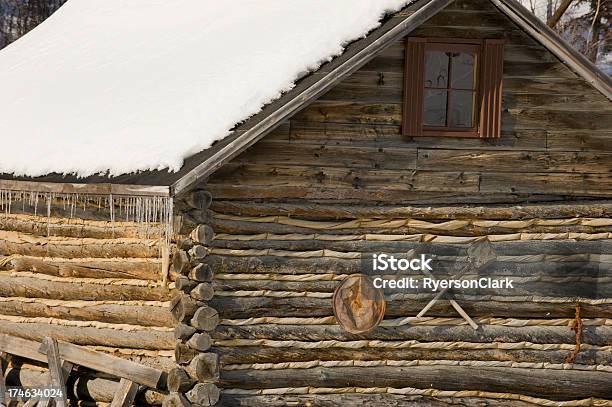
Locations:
422;40;482;138
403;37;504;139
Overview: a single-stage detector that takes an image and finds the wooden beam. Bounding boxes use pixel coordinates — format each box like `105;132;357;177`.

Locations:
38;339;164;389
40;337;67;407
110;379;139;407
0;179;170;197
0;335;46;363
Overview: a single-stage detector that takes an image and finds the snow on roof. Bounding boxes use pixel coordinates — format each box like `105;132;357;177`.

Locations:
0;0;410;178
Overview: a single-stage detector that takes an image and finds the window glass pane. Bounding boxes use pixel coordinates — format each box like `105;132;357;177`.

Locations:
448;90;474;128
423;90;447;126
424;51;449;88
451;53;475;90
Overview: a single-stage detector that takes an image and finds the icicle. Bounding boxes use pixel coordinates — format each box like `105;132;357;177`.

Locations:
46;193;52;236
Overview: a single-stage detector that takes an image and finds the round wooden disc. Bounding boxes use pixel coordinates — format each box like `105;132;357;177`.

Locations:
333;274;386;333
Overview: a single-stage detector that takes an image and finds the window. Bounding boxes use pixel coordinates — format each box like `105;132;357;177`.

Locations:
402;38;504;138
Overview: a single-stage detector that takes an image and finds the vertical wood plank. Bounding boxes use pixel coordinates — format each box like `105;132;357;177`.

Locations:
41;337;67;407
110;379;139;407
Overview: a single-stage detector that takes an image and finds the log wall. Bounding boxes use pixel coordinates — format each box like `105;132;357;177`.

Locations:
0;211;177;403
199;0;612;404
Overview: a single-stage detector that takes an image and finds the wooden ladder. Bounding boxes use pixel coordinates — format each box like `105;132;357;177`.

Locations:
0;334;164;407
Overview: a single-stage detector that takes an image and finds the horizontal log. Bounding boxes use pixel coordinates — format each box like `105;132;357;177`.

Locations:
5;367;164;405
0;320;173;349
212;272;611;297
219;393;543;407
208;238;612;260
8;256;162;280
213;324;612;346
0;215;157;239
190;306;220;332
186;383;220;406
173;250;191;275
170;294;201;322
189;263;214;282
186;353;219;382
203;251;612;278
0;272;173;301
0;231;160;259
175;276;198;293
190;283;214;301
187;332;212;352
167;368;195;393
190;225;214;245
175;342;199;365
0;299;173;327
219;365;612;399
217;345;612;366
209;297;612;319
183;190;213;210
204;255;360;275
174;324;197;341
210;200;612;221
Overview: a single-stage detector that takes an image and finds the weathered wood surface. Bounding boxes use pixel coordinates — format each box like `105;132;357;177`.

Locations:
0;272;173;301
0;231;160;259
41;337;68;407
210;200;612;220
7;256;162;280
213;324;612;346
0;299;173;327
219;393;546;407
217;345;612;366
206;0;612;203
109;378;139;407
185;383;220;406
210;296;611;319
0;214;158;239
219;365;612;399
0;321;174;350
5;367;164;405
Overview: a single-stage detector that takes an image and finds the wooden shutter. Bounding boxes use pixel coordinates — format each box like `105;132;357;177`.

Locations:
479;39;504;138
402;38;426;138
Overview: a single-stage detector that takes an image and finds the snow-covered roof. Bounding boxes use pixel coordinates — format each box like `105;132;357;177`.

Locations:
0;0;411;179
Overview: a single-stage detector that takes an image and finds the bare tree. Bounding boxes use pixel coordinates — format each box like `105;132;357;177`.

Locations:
0;0;67;49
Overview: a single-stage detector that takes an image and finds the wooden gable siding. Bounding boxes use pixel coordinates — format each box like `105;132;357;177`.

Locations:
207;0;612;205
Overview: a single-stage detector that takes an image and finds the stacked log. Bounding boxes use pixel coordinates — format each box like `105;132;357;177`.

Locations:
165;190;221;407
0;207;176;405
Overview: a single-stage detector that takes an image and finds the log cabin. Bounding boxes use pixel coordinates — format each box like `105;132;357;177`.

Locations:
0;0;611;405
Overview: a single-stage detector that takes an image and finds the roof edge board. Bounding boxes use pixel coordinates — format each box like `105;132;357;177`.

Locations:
0;179;171;197
489;0;612;100
170;0;454;196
